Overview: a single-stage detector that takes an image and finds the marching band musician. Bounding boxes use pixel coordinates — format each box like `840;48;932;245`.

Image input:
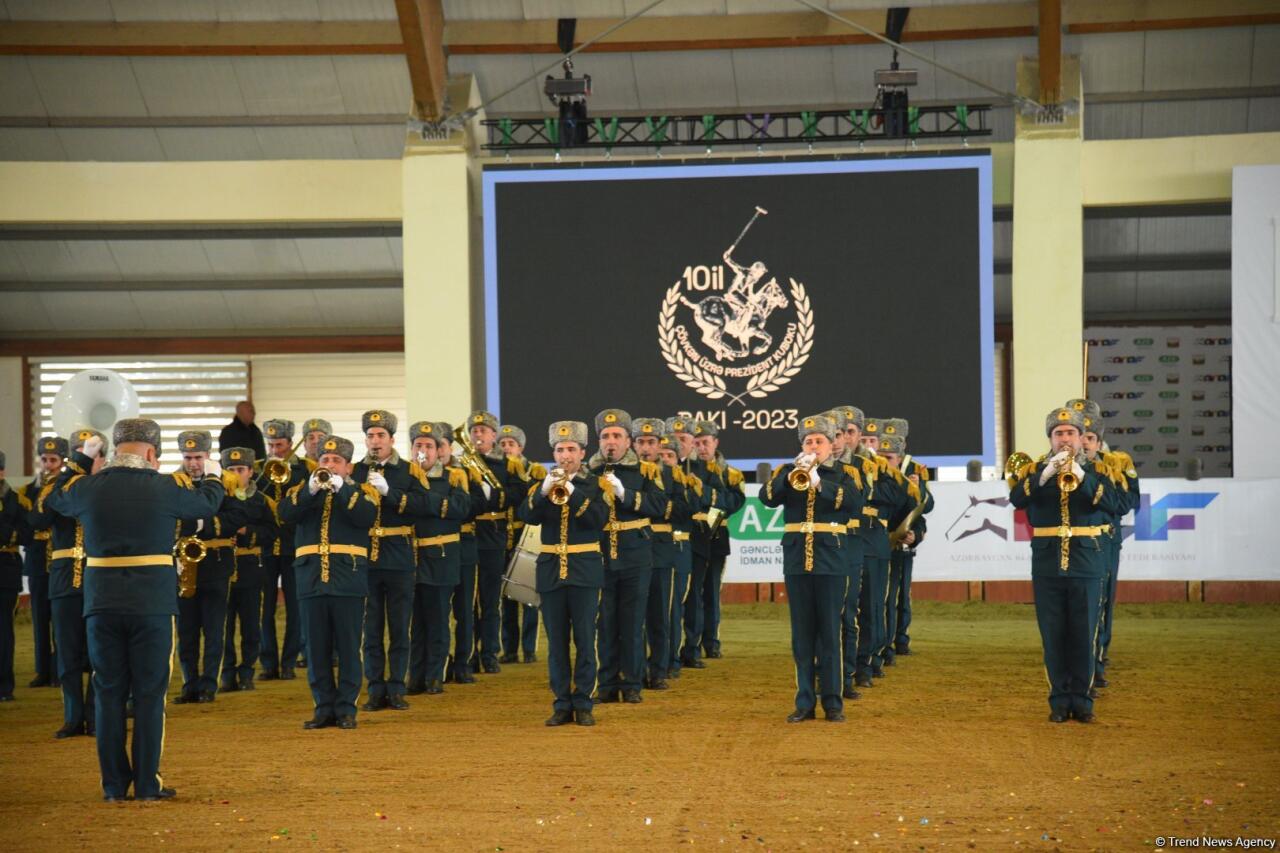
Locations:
1068;398;1140;691
220;447;279;692
760;414;863;723
350;410;434;713
405;422;471;695
663;417;703;679
32;429;107;737
174;430;248;704
632;418;686;691
435;422;485;685
46;419;226;801
17;435;66;689
820;407;869;702
516;421;609;727
498;424;544;665
682;421;746;667
0;451;21;702
280;435;379;731
1008;407;1127;723
590;409;667;705
464;410;521;676
878;419;933;662
258;419;309;681
300;418;332;472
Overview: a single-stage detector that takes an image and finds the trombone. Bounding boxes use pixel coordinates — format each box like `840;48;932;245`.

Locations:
453;421;502;490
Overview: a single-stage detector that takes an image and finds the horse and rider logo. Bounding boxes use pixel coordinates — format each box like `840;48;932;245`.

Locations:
658;206;814;404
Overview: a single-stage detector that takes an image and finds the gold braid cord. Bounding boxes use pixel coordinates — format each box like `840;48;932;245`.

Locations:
369;498;384;563
804;486;817;572
72;523;85;589
602;478;619;559
559;503;571;580
1058;488;1071;571
320;492;334;583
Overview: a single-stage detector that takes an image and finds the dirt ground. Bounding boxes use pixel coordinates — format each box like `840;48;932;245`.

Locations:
2;601;1278;852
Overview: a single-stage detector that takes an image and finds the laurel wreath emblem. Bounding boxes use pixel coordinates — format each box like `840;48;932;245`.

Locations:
658;278;814;403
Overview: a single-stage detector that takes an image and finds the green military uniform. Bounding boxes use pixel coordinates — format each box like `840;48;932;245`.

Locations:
173;431;250;702
19;436;67;687
404;417;471;691
0;451;21;701
46;419;225;800
662;421;704;679
760;415;864;721
820;406;870;700
499;424;543;664
881;420;934;662
516;421;609;725
1009;407;1128;722
279;435;379;729
589;409;669;703
258;418;309;681
434;422;486;685
36;430;108;736
350;409;437;711
219;447;278;691
682;421;747;665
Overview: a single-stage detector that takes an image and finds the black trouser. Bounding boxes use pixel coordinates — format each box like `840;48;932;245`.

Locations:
839;564;865;689
474;548;505;664
223;584;263;683
540;585;599;712
87;612;172;799
0;589;17;697
668;571;690;676
785;573;847;714
52;595;93;728
1095;538;1121;678
28;571;55;681
886;549;914;653
598;566;651;695
1033;574;1103;717
682;553;724;660
450;561;476;678
645;566;673;681
176;583;229;695
362;569;414;701
303;595;365;719
410;582;453;685
501;598;539;659
855;556;888;679
260;553;302;672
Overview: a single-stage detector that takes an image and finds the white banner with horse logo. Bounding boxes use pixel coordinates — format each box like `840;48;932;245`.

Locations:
722;479;1278;582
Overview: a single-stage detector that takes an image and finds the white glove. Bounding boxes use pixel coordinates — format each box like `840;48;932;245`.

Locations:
1039;462;1056;486
564;480;575;497
195;519;204;534
82;436;104;459
327;473;344;491
808;466;821;488
605;471;625;499
308;471;325;494
1052;449;1072;471
480;481;492;500
793;451;810;466
1071;461;1085;481
541;475;554;495
368;471;389;496
203;459;223;478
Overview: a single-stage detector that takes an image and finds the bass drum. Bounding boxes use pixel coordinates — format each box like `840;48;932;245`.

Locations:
501;524;541;607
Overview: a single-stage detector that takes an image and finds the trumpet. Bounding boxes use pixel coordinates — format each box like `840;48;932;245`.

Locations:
547;467;572;505
453;422;502;490
789;456;817;490
314;467;335;489
1055;448;1080;493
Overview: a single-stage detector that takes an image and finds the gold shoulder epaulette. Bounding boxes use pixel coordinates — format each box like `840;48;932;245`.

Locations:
530;462;548;480
408;460;426;484
842;464;864;490
772;464;786;479
507;456;525;478
914;461;929;482
727;467;744;487
61;474;84;493
670;466;685;486
221;470;241;493
448;467;469;490
304;457;318;473
906;480;921;501
861;458;877;477
706;461;721;475
171;470;194;490
16;488;33;511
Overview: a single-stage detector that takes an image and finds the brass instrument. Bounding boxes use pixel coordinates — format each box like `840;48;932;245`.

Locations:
1056;449;1080;493
546;467;572;505
314;467;335;489
453;422;502;490
259;435;306;485
788;457;817;491
1004;451;1034;486
174;535;206;599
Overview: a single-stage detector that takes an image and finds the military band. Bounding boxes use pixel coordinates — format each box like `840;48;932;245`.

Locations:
258;418;309;682
498;424;543;664
219;448;277;692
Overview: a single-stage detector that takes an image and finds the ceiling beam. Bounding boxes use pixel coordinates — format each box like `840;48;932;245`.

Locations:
0;224;402;240
3;2;1275;57
0;335;405;356
1038;0;1061;105
394;0;448;121
0;276;402;293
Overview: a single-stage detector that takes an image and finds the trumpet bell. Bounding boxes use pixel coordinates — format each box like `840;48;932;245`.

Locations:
314;467;333;486
263;458;290;485
788;467;813;491
52;368;140;438
1003;451;1034;479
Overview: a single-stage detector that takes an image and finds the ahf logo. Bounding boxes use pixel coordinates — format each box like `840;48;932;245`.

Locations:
943;491;1218;543
659;205;814;403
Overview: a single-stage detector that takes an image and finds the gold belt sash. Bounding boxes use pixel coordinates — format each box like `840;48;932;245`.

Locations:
34;530;52;541
1031;525;1108;538
51;547;86;561
86;554;174;567
416;533;461;548
539;542;601;555
606;518;650;532
783;522;846;535
0;546;18;554
460;523;476;534
672;531;691;542
862;507;879;517
296;543;368;559
845;519;862;530
204;538;236;549
650;523;673;533
475;512;506;522
234;547;262;557
370;525;414;538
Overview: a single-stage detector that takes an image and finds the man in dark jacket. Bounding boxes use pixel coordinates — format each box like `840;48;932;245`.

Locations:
218;401;265;462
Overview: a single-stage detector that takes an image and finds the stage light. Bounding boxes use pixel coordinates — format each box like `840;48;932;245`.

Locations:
545;18;591;146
